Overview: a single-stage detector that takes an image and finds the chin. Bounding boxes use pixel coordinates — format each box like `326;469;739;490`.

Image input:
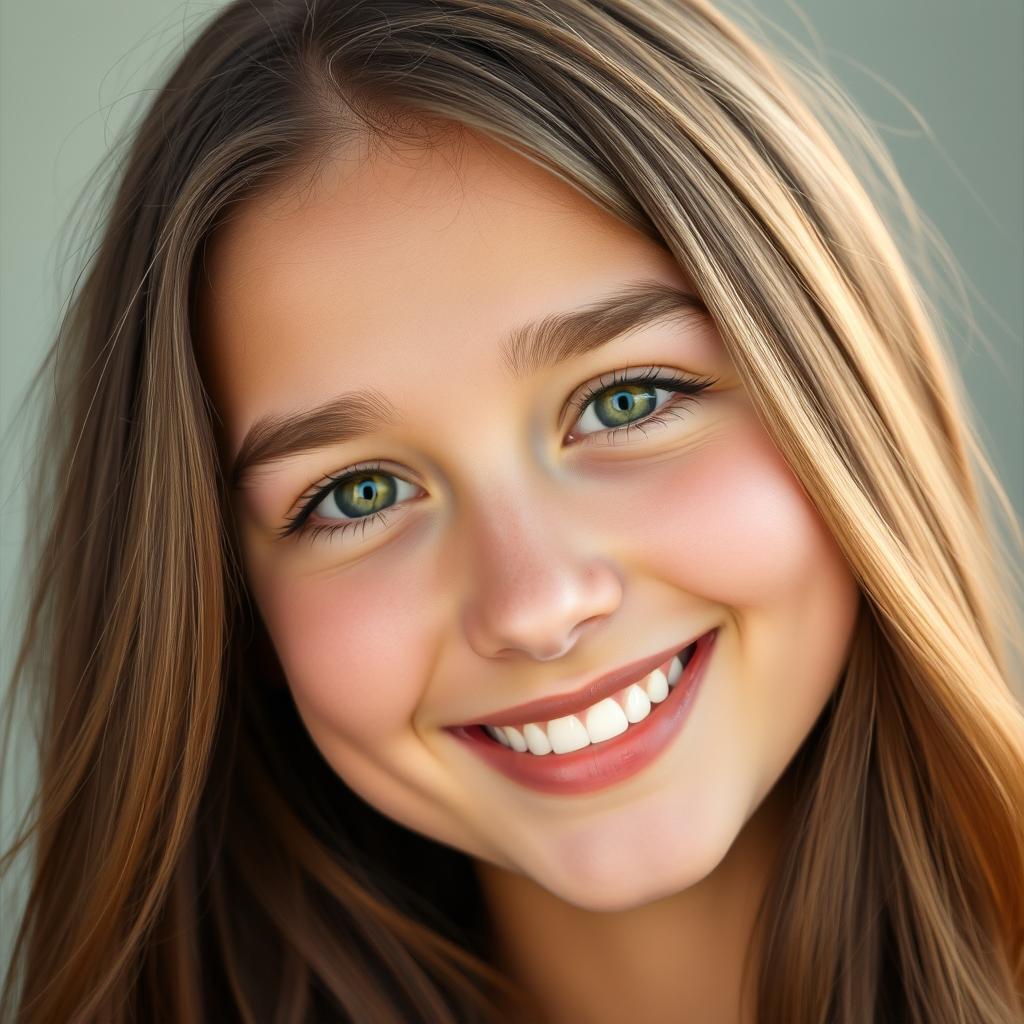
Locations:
532;824;733;913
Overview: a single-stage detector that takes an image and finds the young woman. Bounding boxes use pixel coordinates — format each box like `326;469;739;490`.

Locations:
3;1;1022;1021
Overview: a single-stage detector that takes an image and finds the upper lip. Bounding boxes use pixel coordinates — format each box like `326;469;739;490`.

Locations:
448;629;709;729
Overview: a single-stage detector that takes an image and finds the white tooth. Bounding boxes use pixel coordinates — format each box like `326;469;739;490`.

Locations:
667;653;684;686
523;722;552;755
503;725;528;752
622;683;652;723
584;698;630;744
488;725;511;747
546;714;591;754
644;668;669;704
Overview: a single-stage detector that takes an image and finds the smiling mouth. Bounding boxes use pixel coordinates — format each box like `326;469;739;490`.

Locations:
477;637;702;756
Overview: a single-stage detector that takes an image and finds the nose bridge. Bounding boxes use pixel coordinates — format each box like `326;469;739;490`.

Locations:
457;474;623;660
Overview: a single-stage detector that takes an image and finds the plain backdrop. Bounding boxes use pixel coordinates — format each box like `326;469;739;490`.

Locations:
2;0;1022;977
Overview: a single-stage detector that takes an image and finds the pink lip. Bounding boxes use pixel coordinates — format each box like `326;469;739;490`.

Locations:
448;630;709;729
445;627;718;796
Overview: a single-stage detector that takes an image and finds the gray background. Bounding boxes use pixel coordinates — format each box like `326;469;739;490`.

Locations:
2;0;1022;975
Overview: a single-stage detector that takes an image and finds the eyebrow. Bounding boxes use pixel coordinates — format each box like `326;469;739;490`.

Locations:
229;278;706;489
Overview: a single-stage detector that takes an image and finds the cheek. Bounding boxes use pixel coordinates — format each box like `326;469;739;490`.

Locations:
635;414;846;606
248;554;435;743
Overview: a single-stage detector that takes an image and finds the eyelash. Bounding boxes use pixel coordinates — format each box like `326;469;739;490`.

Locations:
279;366;717;544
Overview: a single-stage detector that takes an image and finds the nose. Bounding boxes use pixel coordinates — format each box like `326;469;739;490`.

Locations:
459;489;623;662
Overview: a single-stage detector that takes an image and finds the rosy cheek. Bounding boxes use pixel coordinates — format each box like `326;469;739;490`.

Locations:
633;414;841;605
250;557;432;742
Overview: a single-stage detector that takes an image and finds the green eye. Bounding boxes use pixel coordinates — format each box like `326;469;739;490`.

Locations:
322;471;398;518
584;383;659;429
570;368;715;440
279;460;422;542
307;468;420;525
280;367;718;545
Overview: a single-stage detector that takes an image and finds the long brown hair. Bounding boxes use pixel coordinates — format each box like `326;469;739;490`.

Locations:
3;1;1022;1020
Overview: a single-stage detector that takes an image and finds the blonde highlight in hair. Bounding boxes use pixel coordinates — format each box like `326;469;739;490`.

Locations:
3;1;1021;1021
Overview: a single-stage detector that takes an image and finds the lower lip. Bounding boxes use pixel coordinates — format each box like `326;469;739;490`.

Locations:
445;627;719;796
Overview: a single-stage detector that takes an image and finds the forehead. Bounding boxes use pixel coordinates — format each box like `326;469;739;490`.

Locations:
197;124;716;456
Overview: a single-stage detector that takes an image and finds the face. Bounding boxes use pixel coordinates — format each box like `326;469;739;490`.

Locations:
198;122;861;913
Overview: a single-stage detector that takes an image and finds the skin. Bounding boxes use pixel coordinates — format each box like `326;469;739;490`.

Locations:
198;121;862;1023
